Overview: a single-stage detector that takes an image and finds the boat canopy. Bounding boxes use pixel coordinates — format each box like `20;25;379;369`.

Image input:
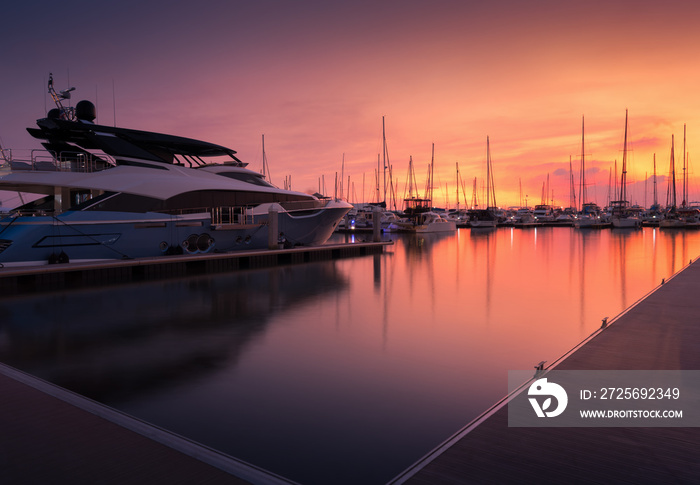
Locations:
27;111;244;167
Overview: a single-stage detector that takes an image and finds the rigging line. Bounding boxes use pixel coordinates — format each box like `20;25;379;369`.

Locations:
51;216;132;259
0;212;20;236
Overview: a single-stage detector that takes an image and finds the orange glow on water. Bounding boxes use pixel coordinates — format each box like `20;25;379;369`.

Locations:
3;226;700;484
335;227;700;376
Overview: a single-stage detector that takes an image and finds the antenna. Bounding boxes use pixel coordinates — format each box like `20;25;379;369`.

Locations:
59;87;76;99
47;72;76;120
112;79;117;127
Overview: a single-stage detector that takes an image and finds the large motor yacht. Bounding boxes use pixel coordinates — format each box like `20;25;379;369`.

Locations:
0;77;351;265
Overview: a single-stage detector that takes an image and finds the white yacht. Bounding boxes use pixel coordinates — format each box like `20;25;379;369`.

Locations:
532;204;556;224
0;77;351;265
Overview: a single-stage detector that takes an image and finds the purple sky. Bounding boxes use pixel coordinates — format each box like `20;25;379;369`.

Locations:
3;1;700;208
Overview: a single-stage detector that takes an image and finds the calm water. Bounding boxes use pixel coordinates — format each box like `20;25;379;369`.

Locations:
1;227;699;484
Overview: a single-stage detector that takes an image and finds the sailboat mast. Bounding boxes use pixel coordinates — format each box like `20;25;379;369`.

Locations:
569;156;576;210
430;143;435;206
653;154;658;207
486;136;496;209
407;156;414;199
486;137;490;208
620;109;628;204
644;171;647;209
261;134;268;181
382;117;387;205
578;116;586;210
683;123;687;207
376;154;381;204
340;153;345;200
456;162;460;211
670;134;677;209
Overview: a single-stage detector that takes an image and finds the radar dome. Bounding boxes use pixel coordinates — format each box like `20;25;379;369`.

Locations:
75;100;96;122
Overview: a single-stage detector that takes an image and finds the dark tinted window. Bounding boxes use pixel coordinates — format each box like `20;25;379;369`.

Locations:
216;172;274;187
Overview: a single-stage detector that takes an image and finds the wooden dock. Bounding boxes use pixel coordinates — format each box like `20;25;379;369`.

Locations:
0;241;390;294
391;259;700;484
0;363;296;484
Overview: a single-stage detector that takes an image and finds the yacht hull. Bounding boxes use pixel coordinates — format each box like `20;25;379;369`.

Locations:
659;219;687;229
0;205;349;264
469;220;497;228
611;216;641;228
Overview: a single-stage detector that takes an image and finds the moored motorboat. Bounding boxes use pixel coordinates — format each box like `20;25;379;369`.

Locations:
0;76;352;265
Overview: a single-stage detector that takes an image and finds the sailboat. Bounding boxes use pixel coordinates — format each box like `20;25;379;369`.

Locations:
610;110;642;228
660;126;699;228
413;145;455;233
641;154;663;226
469;136;499;228
387;145;455;233
659;134;684;228
574;116;608;228
446;162;470;227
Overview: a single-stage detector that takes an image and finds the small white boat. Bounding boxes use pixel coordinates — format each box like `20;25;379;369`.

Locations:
414;211;456;233
511;207;536;227
611;215;642;228
387;211;456;233
533;204;556;224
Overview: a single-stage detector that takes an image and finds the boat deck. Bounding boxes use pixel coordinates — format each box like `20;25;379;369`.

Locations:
392;259;700;484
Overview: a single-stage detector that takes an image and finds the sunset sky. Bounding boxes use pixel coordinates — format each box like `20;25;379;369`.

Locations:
2;0;700;209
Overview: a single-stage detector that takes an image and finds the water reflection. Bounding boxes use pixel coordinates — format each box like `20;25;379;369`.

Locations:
1;227;699;485
0;264;348;403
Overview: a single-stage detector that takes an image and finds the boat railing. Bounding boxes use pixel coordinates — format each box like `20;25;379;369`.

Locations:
211;201;326;224
0;147;11;163
161;201;326;226
155;206;262;226
8;208;55;217
7;149;115;173
211;206;264;225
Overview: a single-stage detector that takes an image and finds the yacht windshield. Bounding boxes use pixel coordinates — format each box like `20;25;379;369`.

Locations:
217;172;274;187
12;195;55;213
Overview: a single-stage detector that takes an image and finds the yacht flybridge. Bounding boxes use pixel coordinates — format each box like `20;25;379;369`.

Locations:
0;76;351;264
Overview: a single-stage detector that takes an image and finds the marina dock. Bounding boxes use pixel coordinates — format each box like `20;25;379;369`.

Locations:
391;258;700;484
0;241;390;294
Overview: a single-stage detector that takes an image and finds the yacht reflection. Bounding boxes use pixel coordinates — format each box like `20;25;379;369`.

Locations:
0;263;348;403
